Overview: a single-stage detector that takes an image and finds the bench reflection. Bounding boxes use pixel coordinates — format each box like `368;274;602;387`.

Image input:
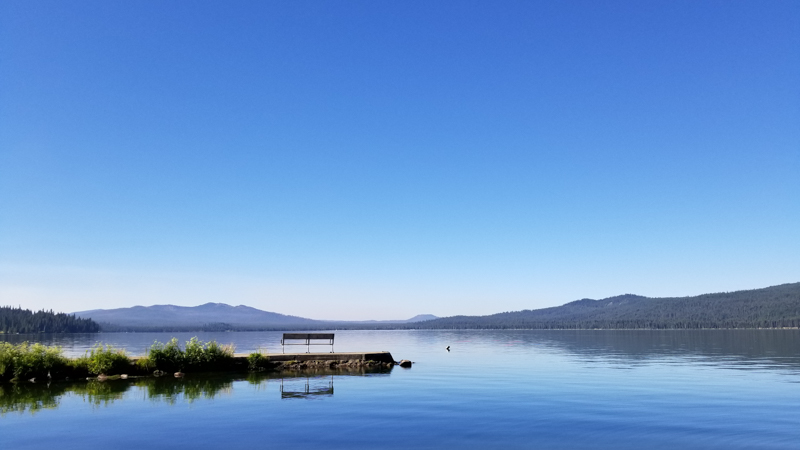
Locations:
280;375;333;399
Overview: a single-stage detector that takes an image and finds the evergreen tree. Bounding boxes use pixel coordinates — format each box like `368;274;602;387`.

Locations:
0;306;101;333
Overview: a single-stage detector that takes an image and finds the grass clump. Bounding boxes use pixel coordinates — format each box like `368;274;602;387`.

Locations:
0;342;70;382
147;337;235;373
136;356;154;372
247;352;270;371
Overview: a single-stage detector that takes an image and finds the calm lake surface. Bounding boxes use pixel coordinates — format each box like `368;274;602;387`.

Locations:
2;330;799;449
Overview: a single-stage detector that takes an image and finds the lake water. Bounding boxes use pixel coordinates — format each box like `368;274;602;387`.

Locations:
2;330;799;449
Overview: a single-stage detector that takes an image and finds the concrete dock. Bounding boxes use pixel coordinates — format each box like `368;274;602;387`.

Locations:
233;351;395;364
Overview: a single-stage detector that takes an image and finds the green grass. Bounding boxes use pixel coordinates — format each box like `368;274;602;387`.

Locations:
136;356;154;372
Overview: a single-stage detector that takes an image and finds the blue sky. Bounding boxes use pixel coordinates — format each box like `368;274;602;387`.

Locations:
1;1;798;320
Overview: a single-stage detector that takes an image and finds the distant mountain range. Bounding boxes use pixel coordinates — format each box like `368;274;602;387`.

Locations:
409;282;800;330
71;282;800;331
73;303;438;331
353;314;439;324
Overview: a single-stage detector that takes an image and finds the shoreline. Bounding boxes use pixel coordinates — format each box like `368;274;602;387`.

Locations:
1;341;402;384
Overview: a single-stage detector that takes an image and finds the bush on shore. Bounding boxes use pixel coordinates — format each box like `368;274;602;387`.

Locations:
1;337;243;383
0;342;70;382
147;338;235;372
247;352;270;371
147;338;184;372
72;344;131;376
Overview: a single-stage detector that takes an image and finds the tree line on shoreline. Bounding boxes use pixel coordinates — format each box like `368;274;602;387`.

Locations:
0;307;100;334
406;282;800;330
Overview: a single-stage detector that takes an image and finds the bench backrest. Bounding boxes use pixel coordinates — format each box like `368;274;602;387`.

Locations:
282;333;334;341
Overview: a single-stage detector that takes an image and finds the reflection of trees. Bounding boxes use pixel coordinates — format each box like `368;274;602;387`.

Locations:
0;380;131;415
71;379;128;407
137;376;234;404
0;365;393;415
0;377;234;414
0;383;64;415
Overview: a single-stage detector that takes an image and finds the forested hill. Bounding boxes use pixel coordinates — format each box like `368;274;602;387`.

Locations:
412;283;800;330
0;307;101;333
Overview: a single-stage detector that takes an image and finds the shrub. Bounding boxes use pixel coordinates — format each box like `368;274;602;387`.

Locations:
0;342;16;381
136;357;154;372
147;337;235;372
247;352;269;371
0;342;70;382
198;340;235;371
185;338;234;371
147;338;184;372
83;344;130;375
69;355;91;377
183;337;205;369
0;342;15;381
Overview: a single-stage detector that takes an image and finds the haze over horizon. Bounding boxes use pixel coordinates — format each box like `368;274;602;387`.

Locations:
1;1;798;320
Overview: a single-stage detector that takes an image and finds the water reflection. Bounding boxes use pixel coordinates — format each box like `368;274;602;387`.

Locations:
1;383;64;415
142;375;234;404
0;366;393;415
280;376;334;399
0;379;127;415
467;329;800;372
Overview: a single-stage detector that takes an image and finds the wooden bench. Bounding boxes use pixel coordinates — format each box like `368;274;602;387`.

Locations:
281;333;335;353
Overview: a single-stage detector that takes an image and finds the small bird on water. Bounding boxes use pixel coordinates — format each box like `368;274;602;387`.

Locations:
446;346;450;351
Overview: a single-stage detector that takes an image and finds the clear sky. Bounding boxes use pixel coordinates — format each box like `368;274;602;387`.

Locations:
1;1;798;320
